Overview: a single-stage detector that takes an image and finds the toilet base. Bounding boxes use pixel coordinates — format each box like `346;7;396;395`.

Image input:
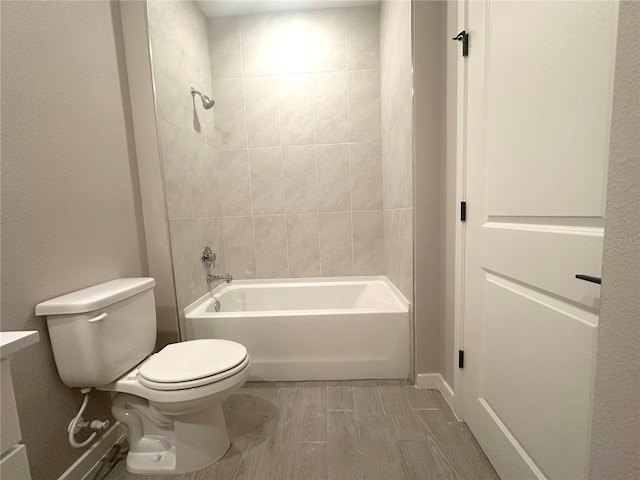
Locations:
105;359;249;474
119;399;233;475
126;440;232;475
126;445;176;474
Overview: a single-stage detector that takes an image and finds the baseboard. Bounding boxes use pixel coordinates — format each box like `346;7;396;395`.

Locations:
415;373;457;418
58;422;126;480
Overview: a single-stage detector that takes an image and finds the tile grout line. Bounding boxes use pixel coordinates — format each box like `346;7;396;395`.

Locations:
311;65;323;277
344;11;356;277
215;140;382;152
238;18;259;280
274;76;290;278
209;67;381;82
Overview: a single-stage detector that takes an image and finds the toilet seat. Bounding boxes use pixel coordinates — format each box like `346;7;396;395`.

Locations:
138;339;248;391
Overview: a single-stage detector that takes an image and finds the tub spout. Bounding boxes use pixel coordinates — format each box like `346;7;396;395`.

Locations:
207;273;232;284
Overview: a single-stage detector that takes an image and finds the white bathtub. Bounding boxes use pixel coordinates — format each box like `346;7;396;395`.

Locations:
183;277;410;381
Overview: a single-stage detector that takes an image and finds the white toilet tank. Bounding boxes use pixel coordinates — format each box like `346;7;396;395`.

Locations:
35;278;157;388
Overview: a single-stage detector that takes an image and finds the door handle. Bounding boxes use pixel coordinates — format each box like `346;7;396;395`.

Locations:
575;274;601;285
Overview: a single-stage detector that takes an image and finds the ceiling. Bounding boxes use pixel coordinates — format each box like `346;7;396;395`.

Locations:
196;0;379;18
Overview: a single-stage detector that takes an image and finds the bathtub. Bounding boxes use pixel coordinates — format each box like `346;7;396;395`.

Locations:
183;277;410;381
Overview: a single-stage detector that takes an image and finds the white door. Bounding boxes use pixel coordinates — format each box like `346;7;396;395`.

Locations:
462;1;619;479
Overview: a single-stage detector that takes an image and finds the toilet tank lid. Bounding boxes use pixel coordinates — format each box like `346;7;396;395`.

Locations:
35;278;156;316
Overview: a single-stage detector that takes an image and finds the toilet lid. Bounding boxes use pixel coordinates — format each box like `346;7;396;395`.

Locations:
138;339;248;390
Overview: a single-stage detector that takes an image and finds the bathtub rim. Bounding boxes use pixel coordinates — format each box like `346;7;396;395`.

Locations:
183;276;410;319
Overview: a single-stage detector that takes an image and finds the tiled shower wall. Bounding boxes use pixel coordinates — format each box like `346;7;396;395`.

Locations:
380;0;414;301
149;1;385;309
207;6;384;284
148;0;222;309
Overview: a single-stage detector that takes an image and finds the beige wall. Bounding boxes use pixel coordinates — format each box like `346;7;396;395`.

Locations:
412;0;448;376
588;2;640;478
380;0;413;301
442;0;459;388
0;1;147;479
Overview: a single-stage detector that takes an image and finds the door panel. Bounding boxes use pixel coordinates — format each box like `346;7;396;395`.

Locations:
484;1;617;218
462;1;618;479
484;277;597;479
483;225;603;309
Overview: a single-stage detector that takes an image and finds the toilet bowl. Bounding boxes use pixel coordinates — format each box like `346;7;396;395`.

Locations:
99;339;250;474
35;278;250;475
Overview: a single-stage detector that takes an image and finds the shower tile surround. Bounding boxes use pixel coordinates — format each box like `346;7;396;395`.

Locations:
149;1;413;309
207;6;384;288
148;0;218;309
380;0;414;300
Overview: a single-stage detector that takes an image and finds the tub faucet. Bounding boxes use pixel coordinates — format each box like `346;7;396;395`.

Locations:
207;273;232;284
201;246;232;283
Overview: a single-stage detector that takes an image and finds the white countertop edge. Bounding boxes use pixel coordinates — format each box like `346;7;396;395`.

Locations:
0;331;40;360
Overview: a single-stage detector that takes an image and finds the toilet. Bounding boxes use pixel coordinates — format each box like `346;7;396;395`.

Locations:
35;278;250;475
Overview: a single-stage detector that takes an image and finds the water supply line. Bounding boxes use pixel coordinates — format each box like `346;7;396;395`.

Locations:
67;388;110;448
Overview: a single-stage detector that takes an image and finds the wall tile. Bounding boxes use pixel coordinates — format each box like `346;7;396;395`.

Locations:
208;17;243;79
245;75;281;147
352;210;384;275
192;218;214;299
204;79;217;148
278;75;315;145
350;142;382;210
382;124;393;207
150;1;217;312
167;216;224;309
380;0;414;301
397;107;413;206
286;214;321;277
346;6;380;70
184;67;211;143
282;146;318;214
254;215;289;278
240;14;275;76
147;0;179;29
222;216;257;279
159;119;192;218
211;78;247;149
187;136;220;217
312;72;349;144
319;212;353;276
218;149;252;216
310;9;346;72
316;144;351;212
397;0;413;114
155;4;392;295
383;107;413;209
384;208;413;301
273;12;311;74
249;147;285;215
168;219;196;309
208;217;226;275
150;21;187;131
380;0;413;134
348;70;382;142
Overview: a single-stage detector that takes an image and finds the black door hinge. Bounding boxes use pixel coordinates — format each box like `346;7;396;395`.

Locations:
460;201;467;222
452;30;469;57
459;350;465;369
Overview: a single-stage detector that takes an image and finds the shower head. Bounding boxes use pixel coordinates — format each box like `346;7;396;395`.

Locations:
190;86;215;109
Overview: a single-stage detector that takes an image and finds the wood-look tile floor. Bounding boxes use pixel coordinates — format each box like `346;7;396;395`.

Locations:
91;381;499;480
